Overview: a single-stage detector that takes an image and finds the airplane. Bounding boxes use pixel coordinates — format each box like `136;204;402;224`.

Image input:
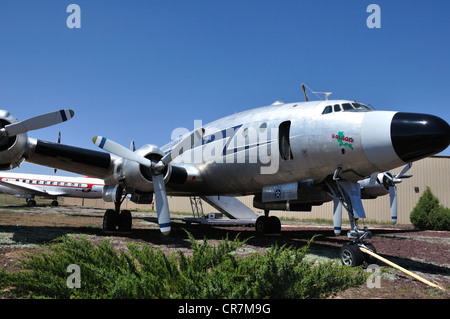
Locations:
0;97;448;266
0;172;104;207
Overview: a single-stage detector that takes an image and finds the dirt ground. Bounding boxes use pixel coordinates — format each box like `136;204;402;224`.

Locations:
0;204;449;299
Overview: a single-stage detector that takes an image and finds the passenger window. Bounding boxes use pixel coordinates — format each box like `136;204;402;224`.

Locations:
322;105;332;114
259;123;267;133
334;104;341;112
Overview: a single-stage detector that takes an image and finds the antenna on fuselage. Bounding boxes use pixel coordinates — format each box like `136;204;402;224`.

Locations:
301;83;309;101
301;83;332;101
312;91;333;101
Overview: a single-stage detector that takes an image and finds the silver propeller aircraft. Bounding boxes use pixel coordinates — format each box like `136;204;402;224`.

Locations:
0;98;449;266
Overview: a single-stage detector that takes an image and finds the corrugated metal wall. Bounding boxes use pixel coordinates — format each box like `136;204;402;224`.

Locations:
64;156;450;225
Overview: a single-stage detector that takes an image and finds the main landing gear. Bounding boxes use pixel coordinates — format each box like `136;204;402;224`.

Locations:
25;198;58;207
255;210;281;234
102;187;132;232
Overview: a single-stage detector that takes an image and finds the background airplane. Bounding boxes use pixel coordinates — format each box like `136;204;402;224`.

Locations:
0;172;104;207
0;100;448;266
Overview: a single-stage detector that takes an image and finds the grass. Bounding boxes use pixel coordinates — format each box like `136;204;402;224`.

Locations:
0;232;367;299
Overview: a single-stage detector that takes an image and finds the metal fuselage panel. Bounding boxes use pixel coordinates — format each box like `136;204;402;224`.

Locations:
19;100;419;198
165;100;402;196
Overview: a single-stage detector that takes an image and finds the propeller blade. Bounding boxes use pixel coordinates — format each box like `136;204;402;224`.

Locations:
161;127;204;166
153;173;171;235
54;131;61;174
1;109;74;137
92;136;152;168
333;197;342;235
396;163;412;178
389;186;397;224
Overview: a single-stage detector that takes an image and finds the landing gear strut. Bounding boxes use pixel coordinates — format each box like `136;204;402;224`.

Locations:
102;187;132;232
326;167;376;267
255;210;281;234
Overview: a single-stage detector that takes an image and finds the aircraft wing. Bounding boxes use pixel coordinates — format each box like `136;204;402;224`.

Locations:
0;178;65;196
25;138;114;179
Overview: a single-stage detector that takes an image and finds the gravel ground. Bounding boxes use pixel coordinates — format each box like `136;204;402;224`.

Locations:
0;204;449;299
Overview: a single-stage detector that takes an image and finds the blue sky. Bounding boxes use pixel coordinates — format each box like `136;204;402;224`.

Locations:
0;0;449;175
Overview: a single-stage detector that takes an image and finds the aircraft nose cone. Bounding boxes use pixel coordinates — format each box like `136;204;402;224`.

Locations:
391;112;450;162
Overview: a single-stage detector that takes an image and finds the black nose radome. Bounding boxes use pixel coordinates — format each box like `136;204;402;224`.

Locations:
391;112;450;162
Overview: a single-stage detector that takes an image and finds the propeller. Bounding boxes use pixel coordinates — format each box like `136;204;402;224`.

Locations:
54;131;62;174
92;128;204;235
0;109;74;137
382;163;413;224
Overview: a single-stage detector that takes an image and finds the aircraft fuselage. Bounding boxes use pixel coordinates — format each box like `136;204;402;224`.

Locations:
162;100;449;196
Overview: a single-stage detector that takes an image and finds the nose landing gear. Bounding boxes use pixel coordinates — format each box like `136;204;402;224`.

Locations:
340;241;377;267
326;167;377;267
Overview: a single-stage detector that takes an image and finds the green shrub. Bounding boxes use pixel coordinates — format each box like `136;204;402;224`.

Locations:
1;233;367;299
410;187;450;231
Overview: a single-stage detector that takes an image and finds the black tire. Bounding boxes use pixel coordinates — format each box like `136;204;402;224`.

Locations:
340;243;364;267
51;200;59;207
27;199;36;207
255;216;268;234
119;210;132;231
362;242;378;266
268;216;281;233
103;209;117;231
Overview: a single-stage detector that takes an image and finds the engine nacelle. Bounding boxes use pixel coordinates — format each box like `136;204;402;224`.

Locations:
359;173;390;198
102;184;121;202
0;110;28;170
107;144;172;194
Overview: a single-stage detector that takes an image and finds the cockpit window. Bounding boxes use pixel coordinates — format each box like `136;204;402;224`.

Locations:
322;105;332;114
352;102;364;110
322;102;374;115
342;103;353;111
352;102;374;111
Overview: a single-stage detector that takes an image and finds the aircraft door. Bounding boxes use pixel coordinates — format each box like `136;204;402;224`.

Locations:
279;121;293;160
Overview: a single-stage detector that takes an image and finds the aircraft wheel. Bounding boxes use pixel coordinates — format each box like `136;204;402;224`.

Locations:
255;216;268;233
268;216;281;233
119;210;132;231
340;243;364;267
362;242;378;266
103;209;117;231
256;216;281;234
51;200;59;207
27;199;36;207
